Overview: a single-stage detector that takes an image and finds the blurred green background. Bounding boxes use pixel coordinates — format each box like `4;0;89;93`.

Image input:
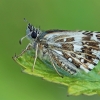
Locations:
1;0;100;100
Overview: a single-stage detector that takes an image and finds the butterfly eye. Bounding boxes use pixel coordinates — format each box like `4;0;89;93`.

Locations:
31;31;37;39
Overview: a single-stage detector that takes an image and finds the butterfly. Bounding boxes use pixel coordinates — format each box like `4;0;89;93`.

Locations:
19;18;100;76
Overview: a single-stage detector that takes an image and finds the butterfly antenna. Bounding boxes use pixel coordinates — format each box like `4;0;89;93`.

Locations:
23;18;29;24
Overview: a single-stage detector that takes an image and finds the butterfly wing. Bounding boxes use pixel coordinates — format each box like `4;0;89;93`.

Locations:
45;30;100;74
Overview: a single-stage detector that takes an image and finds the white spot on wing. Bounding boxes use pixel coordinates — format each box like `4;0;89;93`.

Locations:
93;59;99;64
64;38;66;42
68;58;72;62
80;65;89;73
74;36;82;42
61;63;65;66
92;50;100;59
74;42;82;45
73;44;83;52
88;64;94;69
68;69;70;72
81;59;84;63
91;33;98;41
65;67;68;70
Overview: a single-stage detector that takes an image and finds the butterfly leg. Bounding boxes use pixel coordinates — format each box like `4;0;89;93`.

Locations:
20;43;32;56
32;43;38;71
48;50;63;77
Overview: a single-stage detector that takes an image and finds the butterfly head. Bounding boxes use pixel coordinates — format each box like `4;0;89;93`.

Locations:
19;18;41;44
26;23;40;40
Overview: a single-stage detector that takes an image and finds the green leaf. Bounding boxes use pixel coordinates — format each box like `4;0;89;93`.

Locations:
13;48;100;96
